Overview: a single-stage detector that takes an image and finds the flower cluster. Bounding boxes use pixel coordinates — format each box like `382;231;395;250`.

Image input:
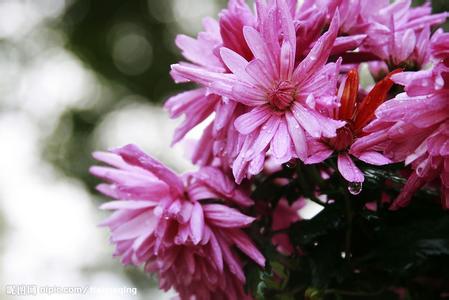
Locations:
357;29;449;209
91;1;449;299
91;145;264;299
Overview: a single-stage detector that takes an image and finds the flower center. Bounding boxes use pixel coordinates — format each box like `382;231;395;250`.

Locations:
267;81;296;111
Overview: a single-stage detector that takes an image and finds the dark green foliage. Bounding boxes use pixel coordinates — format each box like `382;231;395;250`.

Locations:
246;160;449;300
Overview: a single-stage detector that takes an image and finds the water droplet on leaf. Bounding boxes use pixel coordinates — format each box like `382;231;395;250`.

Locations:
348;182;363;195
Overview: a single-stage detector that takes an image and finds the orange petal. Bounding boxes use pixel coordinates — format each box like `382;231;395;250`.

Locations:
339;69;359;121
353;68;402;132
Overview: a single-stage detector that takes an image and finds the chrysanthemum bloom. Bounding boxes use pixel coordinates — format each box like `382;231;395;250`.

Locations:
166;0;256;167
172;1;346;183
272;198;304;255
360;0;448;69
90;144;265;299
307;69;400;185
354;33;449;208
299;0;372;35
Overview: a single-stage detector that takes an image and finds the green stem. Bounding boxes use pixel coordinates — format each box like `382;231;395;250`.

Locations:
343;189;353;261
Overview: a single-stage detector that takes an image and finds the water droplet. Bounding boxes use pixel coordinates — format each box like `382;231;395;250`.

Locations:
284;159;297;168
416;166;424;176
348;182;363;195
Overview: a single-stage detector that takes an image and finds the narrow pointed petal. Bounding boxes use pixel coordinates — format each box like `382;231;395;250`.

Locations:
246;115;281;159
229;229;265;267
354;69;402;132
246;59;274;88
232;82;267;106
208;229;224;271
337;153;365;183
114;144;185;196
234;105;272;134
220;47;254;83
352;150;393;166
100;201;157;210
339;69;359;121
190;202;205;245
277;0;296;55
271;119;290;160
243;26;277;77
279;41;294;80
293;11;339;85
203;204;255;228
112;211;157;241
285;112;307;160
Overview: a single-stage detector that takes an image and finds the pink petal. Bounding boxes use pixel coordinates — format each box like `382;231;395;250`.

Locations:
164;89;206;118
234;105;272;134
243;26;277;77
246;115;281;159
114;144;185;196
170;64;234;97
246;59;274;88
285;112;307;160
277;0;296;53
337;153;364;183
175;35;224;72
232;81;267;106
214;100;237;133
208;228;224;272
219;47;254;83
291;102;345;138
305;140;333;164
352;150;393;166
217;234;245;282
293;11;339;84
280;41;294;80
271;119;291;160
229;229;265;267
100;201;157;210
111;211;157;241
190;202;205;245
248;153;265;176
331;35;367;56
203;204;255;228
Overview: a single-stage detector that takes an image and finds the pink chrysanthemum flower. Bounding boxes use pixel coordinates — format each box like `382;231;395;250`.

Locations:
361;0;448;68
307;69;400;184
354;32;449;208
299;0;373;35
166;0;256;167
90;144;265;299
172;2;345;183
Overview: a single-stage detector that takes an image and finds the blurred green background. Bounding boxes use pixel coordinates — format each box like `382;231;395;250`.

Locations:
0;0;447;300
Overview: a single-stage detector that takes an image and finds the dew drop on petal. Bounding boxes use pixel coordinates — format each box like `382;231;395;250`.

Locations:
416;166;424;176
348;182;363;195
